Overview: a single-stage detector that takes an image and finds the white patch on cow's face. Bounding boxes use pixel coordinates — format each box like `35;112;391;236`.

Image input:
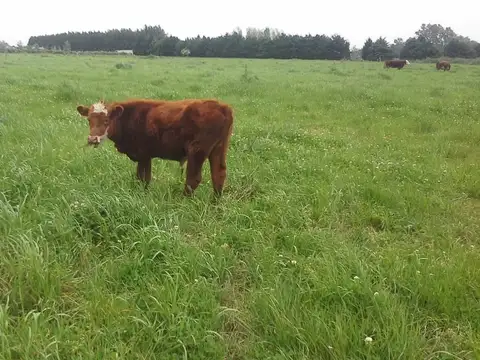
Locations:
405;60;410;65
92;102;108;115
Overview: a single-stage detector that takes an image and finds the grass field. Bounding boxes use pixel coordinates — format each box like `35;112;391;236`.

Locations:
1;53;480;359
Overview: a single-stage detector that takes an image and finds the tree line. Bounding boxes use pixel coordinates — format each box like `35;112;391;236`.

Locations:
21;23;480;60
358;23;480;60
26;26;350;60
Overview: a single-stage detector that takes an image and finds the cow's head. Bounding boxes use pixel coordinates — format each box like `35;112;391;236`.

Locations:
405;60;410;65
76;101;124;147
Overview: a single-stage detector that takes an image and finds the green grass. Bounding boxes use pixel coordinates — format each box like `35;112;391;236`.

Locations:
1;53;480;359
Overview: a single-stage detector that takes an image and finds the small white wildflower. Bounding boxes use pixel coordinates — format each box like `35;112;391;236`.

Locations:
291;260;297;265
220;243;229;249
374;292;379;296
194;279;198;283
353;276;360;280
364;336;373;344
327;345;333;350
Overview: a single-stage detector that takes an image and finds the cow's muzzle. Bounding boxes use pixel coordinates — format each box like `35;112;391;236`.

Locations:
87;135;101;147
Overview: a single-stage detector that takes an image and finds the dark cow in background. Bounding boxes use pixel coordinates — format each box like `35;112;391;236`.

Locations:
384;59;410;69
76;98;234;196
436;60;451;71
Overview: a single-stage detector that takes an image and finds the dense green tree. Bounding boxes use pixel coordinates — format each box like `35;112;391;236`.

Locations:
372;37;394;60
474;42;480;57
400;36;440;59
361;38;375;60
362;37;393;60
444;39;477;58
152;36;180;56
415;23;456;54
330;34;351;60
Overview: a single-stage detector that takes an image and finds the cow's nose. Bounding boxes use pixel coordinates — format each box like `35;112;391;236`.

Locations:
87;136;99;144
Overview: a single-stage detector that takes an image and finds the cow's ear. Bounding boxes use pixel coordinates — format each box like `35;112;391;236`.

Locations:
77;105;89;117
110;105;124;119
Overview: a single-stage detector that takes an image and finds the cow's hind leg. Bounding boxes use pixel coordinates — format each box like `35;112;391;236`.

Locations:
183;151;207;196
209;141;228;197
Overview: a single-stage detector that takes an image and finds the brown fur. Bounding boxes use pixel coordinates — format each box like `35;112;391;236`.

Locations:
384;59;409;69
76;98;234;196
436;60;451;71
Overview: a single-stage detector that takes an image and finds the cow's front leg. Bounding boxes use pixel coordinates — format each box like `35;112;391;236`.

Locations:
184;152;206;196
179;157;187;178
136;158;152;189
136;161;145;181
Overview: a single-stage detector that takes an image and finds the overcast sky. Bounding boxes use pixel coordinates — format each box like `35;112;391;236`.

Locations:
2;0;479;48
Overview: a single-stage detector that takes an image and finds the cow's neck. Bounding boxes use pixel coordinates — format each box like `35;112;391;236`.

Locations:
108;114;135;155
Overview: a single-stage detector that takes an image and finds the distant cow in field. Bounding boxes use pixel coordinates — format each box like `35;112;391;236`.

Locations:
76;98;234;196
436;60;451;71
384;59;410;69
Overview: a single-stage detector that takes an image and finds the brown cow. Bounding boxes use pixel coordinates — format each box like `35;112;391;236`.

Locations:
76;98;234;196
436;60;451;71
384;59;410;69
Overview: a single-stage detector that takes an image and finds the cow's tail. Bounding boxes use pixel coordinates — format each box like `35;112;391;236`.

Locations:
210;104;234;158
220;104;234;139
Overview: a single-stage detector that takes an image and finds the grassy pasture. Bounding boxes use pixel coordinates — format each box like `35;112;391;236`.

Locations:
1;53;480;359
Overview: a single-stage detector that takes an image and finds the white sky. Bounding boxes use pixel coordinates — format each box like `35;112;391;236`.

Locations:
2;0;479;48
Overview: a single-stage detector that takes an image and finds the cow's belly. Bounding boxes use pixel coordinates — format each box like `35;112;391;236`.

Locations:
151;145;186;162
150;131;187;161
114;131;187;162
